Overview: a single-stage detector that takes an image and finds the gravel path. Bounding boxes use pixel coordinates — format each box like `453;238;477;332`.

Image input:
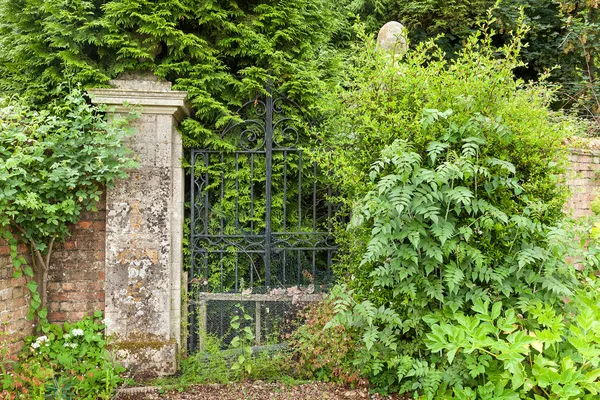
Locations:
115;382;404;400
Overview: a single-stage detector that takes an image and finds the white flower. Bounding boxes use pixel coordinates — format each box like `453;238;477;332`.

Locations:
63;342;77;349
71;328;84;337
36;335;48;343
31;342;40;349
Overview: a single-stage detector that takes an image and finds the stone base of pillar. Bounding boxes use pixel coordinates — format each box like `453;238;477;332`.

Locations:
111;336;178;377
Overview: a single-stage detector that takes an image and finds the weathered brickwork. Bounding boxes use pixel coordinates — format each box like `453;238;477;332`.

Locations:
566;149;600;217
0;241;33;357
47;195;106;323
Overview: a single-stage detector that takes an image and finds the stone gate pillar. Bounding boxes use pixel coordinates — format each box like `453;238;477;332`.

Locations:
89;74;189;376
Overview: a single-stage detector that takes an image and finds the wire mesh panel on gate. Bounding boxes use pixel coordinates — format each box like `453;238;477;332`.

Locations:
188;87;338;352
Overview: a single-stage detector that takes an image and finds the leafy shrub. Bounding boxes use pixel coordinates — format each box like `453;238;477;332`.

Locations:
1;311;125;399
317;23;596;396
289;294;364;386
329;132;590;394
319;22;574;223
0;89;137;316
425;278;600;399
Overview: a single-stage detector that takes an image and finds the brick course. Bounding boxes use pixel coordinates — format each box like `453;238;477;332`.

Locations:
566;149;600;217
0;244;34;358
46;194;106;324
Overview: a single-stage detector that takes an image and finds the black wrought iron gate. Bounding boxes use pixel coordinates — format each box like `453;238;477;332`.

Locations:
188;88;336;352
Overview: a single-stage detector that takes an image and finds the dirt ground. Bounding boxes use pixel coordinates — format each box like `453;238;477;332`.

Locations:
115;382;405;400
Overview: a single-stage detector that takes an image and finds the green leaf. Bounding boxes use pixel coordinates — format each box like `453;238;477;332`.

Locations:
23;265;34;277
37;308;48;320
491;302;502;320
26;280;38;293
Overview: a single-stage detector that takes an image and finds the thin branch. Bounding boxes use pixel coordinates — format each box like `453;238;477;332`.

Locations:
13;223;45;270
44;237;55;272
10;222;36;249
10;220;52;271
33;249;46;273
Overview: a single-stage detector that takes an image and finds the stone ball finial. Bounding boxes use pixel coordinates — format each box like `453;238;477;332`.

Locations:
377;21;408;54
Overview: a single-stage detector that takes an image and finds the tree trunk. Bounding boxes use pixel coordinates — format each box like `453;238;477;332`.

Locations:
31;237;54;314
11;223;54;321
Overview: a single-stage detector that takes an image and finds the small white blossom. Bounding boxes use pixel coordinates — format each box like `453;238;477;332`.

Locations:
36;335;48;343
71;328;84;337
63;342;77;349
31;342;40;349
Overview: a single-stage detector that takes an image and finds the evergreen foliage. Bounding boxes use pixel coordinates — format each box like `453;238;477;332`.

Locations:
0;0;346;145
0;0;350;295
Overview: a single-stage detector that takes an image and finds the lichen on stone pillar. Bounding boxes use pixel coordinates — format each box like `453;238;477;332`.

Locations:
88;73;189;376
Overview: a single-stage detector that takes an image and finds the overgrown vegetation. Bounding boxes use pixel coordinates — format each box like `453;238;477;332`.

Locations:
348;0;600;120
2;0;600;397
289;298;363;386
1;312;125;399
0;0;348;146
154;304;297;393
0;89;136;315
288;20;600;398
424;279;600;399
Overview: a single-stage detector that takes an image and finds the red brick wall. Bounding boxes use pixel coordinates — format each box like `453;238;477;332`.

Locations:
0;241;34;357
0;195;107;356
47;195;106;323
566;149;600;217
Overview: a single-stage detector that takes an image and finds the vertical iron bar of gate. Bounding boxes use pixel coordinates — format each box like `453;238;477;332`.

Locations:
189;151;196;352
264;85;273;288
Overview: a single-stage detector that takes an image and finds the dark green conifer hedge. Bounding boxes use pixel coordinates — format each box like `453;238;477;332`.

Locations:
0;0;347;144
